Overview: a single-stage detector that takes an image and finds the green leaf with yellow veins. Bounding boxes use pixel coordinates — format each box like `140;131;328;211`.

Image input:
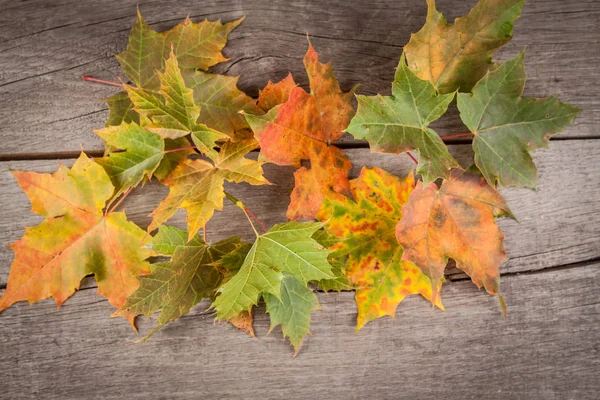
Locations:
212;222;334;320
264;274;320;355
105;91;139;127
94;122;164;198
457;52;582;188
317;167;443;330
117;10;243;89
346;54;458;185
148;136;269;239
184;70;261;136
120;226;248;339
0;154;151;327
404;0;524;94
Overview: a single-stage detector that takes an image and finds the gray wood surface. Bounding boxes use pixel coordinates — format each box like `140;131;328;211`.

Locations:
0;0;598;157
0;262;598;399
1;0;599;398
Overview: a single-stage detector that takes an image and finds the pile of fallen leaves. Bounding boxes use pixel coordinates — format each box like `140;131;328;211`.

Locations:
0;0;580;355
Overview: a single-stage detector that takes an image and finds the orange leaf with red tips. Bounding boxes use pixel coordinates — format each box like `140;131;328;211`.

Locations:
396;169;512;310
245;43;356;220
317;167;443;330
0;154;152;327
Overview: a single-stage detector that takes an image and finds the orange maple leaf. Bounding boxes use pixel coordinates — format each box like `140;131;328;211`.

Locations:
245;43;356;220
0;154;152;327
396;169;513;311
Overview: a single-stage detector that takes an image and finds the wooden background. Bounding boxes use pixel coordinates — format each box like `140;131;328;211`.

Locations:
1;0;599;398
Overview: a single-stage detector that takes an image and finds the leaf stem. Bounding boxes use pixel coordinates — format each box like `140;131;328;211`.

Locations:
223;191;267;234
441;132;473;140
106;187;133;215
81;75;123;88
203;226;207;242
406;152;418;165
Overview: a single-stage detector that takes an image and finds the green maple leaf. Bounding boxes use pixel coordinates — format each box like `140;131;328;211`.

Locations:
120;226;248;339
264;274;320;355
105;91;139;127
404;0;525;94
211;221;334;320
457;52;582;188
117;10;243;89
346;54;458;184
94;122;164;198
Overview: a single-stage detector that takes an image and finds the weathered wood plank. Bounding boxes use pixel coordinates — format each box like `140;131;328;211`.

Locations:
0;261;597;399
1;140;599;286
0;0;597;156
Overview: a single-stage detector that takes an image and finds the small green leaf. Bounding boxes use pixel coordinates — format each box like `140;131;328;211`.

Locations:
346;54;458;184
264;274;320;355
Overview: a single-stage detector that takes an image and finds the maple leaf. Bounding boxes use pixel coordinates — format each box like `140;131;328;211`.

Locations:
148;136;269;239
94;122;165;198
457;51;582;188
245;43;355;220
404;0;525;94
154;137;196;182
317;167;443;329
396;169;512;308
184;70;261;136
105;91;139;127
211;221;334;321
257;73;297;111
227;310;256;338
0;154;151;326
117;10;243;89
120;226;248;339
264;274;320;355
346;54;458;184
124;52;229;157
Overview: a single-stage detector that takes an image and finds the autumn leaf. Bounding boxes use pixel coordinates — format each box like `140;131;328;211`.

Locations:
396;169;512;308
317;167;443;329
346;54;458;184
264;274;320;355
228;310;256;338
154;137;196;182
257;73;297;111
120;226;248;339
95;122;165;198
148;136;269;239
117;10;243;89
245;43;355;220
457;51;582;188
404;0;525;94
184;70;261;136
211;221;334;321
105;91;139;127
0;154;151;326
310;230;354;292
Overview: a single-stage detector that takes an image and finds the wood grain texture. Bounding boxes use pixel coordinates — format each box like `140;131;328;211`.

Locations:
0;262;598;399
0;0;597;156
1;140;599;286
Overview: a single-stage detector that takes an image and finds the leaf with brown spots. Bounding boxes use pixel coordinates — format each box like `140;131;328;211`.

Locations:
317;167;443;329
244;42;356;220
0;154;152;327
396;169;513;310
